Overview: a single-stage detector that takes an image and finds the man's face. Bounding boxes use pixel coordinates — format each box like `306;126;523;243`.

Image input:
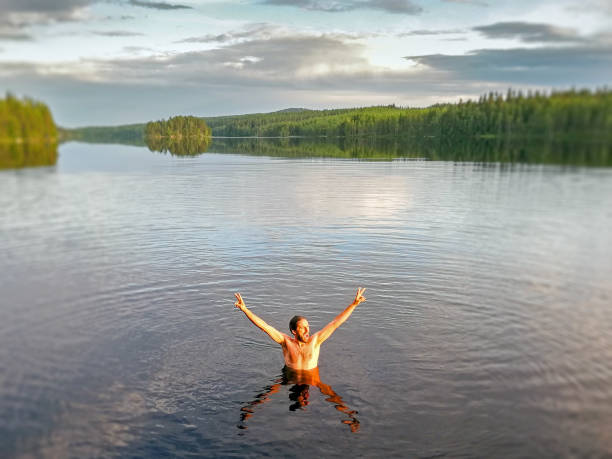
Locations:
293;319;310;343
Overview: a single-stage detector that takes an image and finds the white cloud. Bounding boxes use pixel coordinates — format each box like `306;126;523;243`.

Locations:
261;0;423;14
443;0;488;6
127;0;192;10
406;43;612;86
175;23;284;44
0;0;94;27
473;21;582;43
93;30;144;37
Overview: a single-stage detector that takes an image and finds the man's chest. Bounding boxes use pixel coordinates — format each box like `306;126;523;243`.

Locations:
286;341;318;359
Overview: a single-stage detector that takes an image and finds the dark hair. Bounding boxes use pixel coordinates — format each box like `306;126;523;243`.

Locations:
289;315;307;332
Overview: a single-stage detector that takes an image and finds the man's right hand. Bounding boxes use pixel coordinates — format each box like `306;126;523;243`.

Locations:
352;287;366;306
234;292;246;311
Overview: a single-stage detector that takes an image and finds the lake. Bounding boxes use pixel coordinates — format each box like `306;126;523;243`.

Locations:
1;141;612;457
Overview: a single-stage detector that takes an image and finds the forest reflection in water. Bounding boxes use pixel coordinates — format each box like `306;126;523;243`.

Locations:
238;367;360;433
145;135;211;156
140;134;612;166
0;141;58;169
208;136;612;166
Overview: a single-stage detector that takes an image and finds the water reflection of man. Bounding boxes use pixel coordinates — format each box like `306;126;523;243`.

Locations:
233;288;366;371
239;366;360;432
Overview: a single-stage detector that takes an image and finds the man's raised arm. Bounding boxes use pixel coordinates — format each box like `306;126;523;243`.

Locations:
234;293;285;344
314;287;366;345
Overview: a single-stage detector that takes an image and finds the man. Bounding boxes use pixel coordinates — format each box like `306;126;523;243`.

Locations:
233;287;366;371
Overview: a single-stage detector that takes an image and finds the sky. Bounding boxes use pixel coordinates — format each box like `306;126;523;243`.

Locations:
0;0;610;127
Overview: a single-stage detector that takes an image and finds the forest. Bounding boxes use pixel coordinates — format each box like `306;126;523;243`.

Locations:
0;93;58;168
65;88;612;151
204;89;612;142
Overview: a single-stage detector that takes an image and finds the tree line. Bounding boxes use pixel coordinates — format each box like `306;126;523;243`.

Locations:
61;123;145;146
204;88;612;142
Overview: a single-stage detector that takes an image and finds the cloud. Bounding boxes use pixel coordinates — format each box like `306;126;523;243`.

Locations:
0;0;183;44
0;0;192;18
176;23;373;45
176;24;282;44
2;27;611;125
398;28;464;36
405;44;612;86
261;0;422;14
0;0;93;26
128;0;192;10
473;22;583;43
443;0;488;6
103;15;137;21
93;30;144;37
122;45;156;53
112;34;373;85
567;0;612;16
0;32;403;104
0;0;92;14
0;0;95;43
0;30;33;41
364;0;422;13
10;31;611;91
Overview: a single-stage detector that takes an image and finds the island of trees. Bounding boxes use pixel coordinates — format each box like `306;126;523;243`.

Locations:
144;115;212;155
0;93;59;169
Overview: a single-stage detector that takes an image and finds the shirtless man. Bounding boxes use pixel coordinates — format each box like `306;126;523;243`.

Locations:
233;288;366;370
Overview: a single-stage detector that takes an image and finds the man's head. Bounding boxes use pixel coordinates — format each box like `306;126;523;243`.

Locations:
289;315;310;343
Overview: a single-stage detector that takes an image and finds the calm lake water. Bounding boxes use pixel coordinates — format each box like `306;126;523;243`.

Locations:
1;142;612;458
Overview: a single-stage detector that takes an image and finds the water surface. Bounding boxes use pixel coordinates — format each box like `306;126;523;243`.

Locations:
1;142;611;457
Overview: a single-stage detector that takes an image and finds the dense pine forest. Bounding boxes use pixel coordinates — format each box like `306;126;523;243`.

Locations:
0;93;58;168
205;89;612;141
